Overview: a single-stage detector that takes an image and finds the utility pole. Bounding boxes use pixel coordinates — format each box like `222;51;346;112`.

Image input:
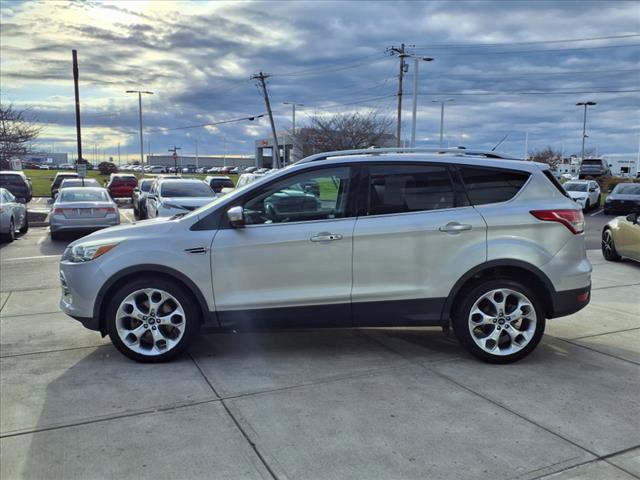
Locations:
126;90;154;174
117;143;121;165
389;44;408;148
71;50;84;164
252;71;280;168
524;131;529;160
169;146;181;172
576;101;596;162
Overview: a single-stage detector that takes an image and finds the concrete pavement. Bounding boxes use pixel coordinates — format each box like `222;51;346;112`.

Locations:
0;250;639;479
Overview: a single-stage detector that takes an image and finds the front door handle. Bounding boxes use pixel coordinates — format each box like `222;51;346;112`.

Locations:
439;222;472;233
310;233;343;242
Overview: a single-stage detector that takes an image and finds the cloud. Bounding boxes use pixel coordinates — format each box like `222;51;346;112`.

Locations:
0;0;638;159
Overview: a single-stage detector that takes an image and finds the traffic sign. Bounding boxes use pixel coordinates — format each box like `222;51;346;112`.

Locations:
77;163;87;177
172;152;178;161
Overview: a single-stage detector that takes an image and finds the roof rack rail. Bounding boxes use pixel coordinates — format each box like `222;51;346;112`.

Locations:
295;147;521;165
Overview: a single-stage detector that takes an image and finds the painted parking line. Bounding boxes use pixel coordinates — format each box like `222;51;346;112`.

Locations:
120;209;133;223
2;254;61;262
590;208;603;217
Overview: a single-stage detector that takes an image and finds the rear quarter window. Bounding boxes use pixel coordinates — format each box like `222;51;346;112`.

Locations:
458;166;530;205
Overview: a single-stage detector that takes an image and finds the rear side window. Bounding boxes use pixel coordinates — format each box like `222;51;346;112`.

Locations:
458;167;529;205
542;170;570;198
367;164;455;215
0;174;25;186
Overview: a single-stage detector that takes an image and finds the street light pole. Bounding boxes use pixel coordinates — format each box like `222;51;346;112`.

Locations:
576;101;596;161
432;99;454;148
283;102;304;134
410;57;433;148
126;90;154;173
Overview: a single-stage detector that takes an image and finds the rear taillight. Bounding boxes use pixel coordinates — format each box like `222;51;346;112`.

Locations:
53;208;72;214
530;209;584;234
95;207;117;214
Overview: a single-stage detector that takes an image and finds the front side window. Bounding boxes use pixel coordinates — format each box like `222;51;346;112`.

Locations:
458;166;530;205
367;164;455;215
160;182;215;198
243;167;351;225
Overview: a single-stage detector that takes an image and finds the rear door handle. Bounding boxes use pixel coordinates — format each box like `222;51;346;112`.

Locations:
439;222;472;233
310;233;343;242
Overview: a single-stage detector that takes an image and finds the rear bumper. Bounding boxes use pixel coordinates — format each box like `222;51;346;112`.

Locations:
549;284;591;318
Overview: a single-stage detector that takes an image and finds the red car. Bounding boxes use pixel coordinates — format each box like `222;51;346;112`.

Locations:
106;174;138;198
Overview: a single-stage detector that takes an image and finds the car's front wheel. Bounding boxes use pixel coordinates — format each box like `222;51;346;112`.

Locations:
453;279;545;364
1;218;15;243
105;277;200;362
602;228;621;262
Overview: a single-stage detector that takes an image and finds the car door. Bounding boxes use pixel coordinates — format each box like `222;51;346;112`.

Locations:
211;165;356;328
352;163;487;326
4;190;25;228
615;215;640;260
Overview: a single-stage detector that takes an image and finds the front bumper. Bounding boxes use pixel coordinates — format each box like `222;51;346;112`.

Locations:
604;202;640;214
59;262;108;329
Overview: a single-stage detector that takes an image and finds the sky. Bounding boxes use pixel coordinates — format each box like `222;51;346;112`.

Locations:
1;0;639;163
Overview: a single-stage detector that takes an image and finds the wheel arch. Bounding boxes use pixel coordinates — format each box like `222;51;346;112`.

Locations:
94;264;217;336
441;260;556;322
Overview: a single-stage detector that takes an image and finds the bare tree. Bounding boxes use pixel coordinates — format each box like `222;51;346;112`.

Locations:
0;103;41;169
292;111;393;158
529;147;563;169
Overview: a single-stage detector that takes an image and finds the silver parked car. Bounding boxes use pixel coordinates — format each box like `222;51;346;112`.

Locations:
59;148;592;363
146;178;216;218
0;187;28;242
50;187;120;240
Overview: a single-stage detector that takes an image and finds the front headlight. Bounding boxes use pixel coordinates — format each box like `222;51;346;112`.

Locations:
62;241;119;263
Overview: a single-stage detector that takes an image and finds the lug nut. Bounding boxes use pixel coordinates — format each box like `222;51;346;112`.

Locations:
506;316;511;321
152;326;156;330
497;326;502;330
143;324;148;328
493;319;497;323
505;324;510;329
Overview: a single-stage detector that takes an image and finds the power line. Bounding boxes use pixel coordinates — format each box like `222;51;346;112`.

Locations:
413;43;640;55
416;89;640;96
412;33;640;48
147;114;266;133
271;55;390;77
440;67;640;79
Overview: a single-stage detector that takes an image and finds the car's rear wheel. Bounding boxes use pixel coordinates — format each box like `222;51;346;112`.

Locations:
584;200;590;211
106;277;200;362
19;215;29;234
1;219;15;243
602;228;621;261
453;279;545;364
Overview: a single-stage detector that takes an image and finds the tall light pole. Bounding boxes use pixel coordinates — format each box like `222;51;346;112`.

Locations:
431;98;453;148
126;90;154;172
576;101;596;161
283;102;303;164
410;57;434;147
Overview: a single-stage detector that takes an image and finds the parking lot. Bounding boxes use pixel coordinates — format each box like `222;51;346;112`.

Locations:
1;207;639;480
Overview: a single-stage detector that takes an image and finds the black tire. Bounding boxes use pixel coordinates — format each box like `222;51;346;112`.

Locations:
1;218;15;243
105;276;200;363
603;208;611;215
602;228;621;262
133;202;139;218
452;279;546;364
596;195;601;208
584;200;590;211
19;214;29;234
50;229;61;241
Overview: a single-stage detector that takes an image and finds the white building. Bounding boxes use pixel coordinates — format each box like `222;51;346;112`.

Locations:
603;154;640;177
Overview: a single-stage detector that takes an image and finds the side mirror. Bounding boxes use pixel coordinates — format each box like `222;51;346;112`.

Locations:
626;212;639;225
133;188;139;193
227;206;245;228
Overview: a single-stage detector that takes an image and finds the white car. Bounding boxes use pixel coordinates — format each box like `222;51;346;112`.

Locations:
563;180;601;211
148;166;166;174
146;178;216;218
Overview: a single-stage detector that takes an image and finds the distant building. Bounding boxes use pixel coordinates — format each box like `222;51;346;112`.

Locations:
146;154;254;169
24;152;69;165
604;154;640;177
255;129;396;168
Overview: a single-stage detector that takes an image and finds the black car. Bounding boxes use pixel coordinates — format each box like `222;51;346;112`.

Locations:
604;183;640;215
51;172;79;198
0;171;33;202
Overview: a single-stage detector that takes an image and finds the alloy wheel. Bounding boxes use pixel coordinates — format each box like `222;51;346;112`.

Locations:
115;288;186;356
468;288;537;356
602;230;614;257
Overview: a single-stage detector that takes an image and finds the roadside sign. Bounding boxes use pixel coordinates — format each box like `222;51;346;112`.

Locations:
77;163;87;177
172;152;178;161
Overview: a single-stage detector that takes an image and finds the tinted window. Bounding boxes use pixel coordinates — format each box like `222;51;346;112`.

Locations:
367;165;455;215
564;182;587;192
59;190;110;202
459;167;529;205
244;167;350;225
160;181;214;197
0;174;25;186
612;184;640;195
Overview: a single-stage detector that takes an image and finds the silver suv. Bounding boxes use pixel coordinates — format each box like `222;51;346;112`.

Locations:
59;148;592;364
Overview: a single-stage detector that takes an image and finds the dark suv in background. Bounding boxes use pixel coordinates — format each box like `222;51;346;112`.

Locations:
51;172;79;198
0;171;33;202
578;158;611;179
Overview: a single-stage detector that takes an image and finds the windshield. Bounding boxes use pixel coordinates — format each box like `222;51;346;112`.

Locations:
59;189;110;202
62;179;98;187
161;181;215;197
140;180;152;192
612;184;640;195
564;182;587;192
